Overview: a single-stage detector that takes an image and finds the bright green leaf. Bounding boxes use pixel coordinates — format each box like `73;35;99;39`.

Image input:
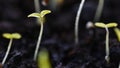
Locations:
114;28;120;42
106;23;118;28
40;10;51;17
3;33;12;39
28;13;40;18
12;33;21;39
95;22;106;28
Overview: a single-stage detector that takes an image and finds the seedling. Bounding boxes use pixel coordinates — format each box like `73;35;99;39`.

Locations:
2;33;21;65
114;28;120;42
75;0;85;44
38;49;51;68
95;22;117;63
28;10;51;61
93;0;104;22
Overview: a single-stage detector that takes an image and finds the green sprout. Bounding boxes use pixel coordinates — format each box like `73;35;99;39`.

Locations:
28;10;51;61
75;0;86;44
95;22;117;63
93;0;104;22
38;49;51;68
114;28;120;42
2;33;21;65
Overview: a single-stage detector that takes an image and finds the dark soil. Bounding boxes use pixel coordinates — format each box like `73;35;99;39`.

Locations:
0;0;120;68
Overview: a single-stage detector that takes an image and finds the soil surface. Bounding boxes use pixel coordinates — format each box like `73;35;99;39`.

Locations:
0;0;120;68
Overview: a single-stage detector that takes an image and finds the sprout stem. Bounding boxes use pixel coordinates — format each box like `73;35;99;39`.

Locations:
34;0;41;24
94;0;104;22
2;38;13;65
34;0;40;12
34;22;43;61
105;26;110;63
75;0;85;44
118;62;120;68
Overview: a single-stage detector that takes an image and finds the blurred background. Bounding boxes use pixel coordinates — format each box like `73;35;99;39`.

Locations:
0;0;120;32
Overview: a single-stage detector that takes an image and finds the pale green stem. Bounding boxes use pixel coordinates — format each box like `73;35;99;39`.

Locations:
94;0;104;22
34;0;41;23
34;23;43;61
2;38;13;65
105;26;110;63
75;0;85;44
34;0;40;12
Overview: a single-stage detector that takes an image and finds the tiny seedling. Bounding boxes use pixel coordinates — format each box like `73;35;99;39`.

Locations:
28;10;51;61
75;0;85;44
2;33;21;65
95;22;117;63
38;48;51;68
93;0;104;22
114;28;120;42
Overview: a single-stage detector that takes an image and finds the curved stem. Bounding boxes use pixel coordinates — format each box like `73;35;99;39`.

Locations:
105;26;110;63
93;0;104;22
2;38;13;65
118;62;120;68
34;23;43;61
75;0;85;45
34;0;40;12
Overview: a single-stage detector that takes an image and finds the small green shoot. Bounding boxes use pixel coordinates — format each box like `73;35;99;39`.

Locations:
75;0;85;44
2;33;21;65
114;28;120;42
38;49;51;68
28;10;51;61
95;22;117;63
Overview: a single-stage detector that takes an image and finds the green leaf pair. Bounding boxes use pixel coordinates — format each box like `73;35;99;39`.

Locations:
95;22;118;28
95;22;118;63
3;33;21;39
28;10;51;23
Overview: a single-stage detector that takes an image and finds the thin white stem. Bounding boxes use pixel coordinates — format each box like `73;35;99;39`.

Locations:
75;0;85;44
2;38;13;65
34;23;43;61
105;26;110;63
94;0;104;22
118;62;120;68
34;0;41;24
34;0;40;12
